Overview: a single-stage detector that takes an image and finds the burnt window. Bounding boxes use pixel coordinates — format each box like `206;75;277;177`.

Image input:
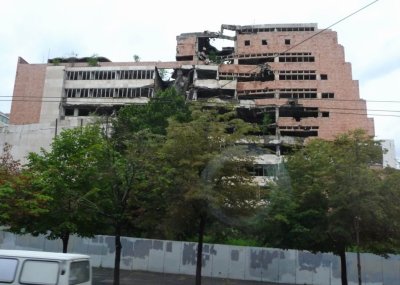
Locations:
321;74;328;80
262;39;268;45
65;108;74;116
78;109;90;116
245;40;250;46
285;39;291;45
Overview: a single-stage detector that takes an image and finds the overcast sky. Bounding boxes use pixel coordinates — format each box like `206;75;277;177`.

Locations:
0;0;399;157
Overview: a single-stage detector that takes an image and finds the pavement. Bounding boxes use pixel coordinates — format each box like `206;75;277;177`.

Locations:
93;268;278;285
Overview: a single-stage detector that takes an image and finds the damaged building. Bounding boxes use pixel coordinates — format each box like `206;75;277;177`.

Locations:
1;23;376;176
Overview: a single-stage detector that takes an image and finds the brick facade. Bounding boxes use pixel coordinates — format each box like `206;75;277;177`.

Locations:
9;57;46;125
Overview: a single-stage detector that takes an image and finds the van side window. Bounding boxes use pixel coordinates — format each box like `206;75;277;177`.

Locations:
69;261;90;285
20;260;59;285
0;258;18;282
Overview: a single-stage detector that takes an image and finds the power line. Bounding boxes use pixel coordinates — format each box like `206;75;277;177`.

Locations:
2;103;400;119
3;98;400;113
328;111;400;118
279;0;379;55
220;0;379;87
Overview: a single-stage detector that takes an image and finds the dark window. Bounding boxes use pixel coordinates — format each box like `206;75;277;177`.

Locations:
322;92;334;99
285;39;291;45
322;112;330;117
262;39;268;45
65;108;74;116
321;74;328;80
78;109;90;116
244;40;250;46
69;261;90;285
251;164;277;177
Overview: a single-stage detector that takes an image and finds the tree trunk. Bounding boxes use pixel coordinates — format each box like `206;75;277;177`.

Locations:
339;246;348;285
113;224;122;285
196;215;206;285
61;232;69;253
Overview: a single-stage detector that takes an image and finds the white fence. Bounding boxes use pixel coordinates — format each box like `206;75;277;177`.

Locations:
1;231;399;285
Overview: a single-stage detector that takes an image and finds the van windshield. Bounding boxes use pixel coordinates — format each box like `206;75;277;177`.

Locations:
69;260;90;285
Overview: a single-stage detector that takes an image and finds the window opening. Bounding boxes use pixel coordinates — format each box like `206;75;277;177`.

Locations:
65;108;74;116
244;40;251;46
321;92;334;99
78;109;90;116
69;261;90;285
285;39;291;45
20;260;59;285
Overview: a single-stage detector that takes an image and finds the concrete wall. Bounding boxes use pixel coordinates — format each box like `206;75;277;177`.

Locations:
39;66;65;124
1;231;399;285
382;140;398;168
0;118;96;164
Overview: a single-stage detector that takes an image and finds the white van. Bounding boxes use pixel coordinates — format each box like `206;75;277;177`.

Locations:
0;250;91;285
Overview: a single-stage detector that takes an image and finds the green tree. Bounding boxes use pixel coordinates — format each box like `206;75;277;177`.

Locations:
133;54;140;62
0;143;20;182
90;88;190;285
91;129;164;285
161;106;261;285
113;87;190;140
26;125;106;253
259;130;400;285
0;143;50;230
87;54;99;66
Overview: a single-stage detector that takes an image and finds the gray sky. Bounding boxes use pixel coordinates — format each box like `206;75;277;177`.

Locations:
1;0;399;157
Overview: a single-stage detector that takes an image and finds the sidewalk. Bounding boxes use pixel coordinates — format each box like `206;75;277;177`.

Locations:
93;268;279;285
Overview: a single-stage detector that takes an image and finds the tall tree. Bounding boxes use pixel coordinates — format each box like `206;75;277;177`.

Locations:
26;125;106;253
259;130;400;285
91;129;164;285
90;88;190;285
161;106;261;285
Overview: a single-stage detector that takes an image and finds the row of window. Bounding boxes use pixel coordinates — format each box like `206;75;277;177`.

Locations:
279;56;315;62
278;70;328;81
280;92;317;99
236;52;315;65
239;26;315;34
279;70;316;74
64;107;112;117
279;74;316;80
66;70;155;81
237;89;335;100
244;39;292;46
218;71;328;81
280;125;319;130
237;52;312;58
280;125;319;137
65;88;153;98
